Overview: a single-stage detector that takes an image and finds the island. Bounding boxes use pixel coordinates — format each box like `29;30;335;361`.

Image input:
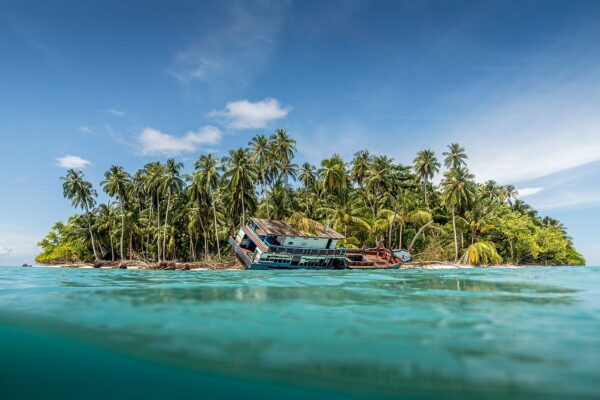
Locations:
36;130;585;269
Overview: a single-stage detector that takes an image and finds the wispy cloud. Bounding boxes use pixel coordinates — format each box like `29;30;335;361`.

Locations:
55;155;91;169
517;187;543;197
78;126;93;133
441;56;600;185
0;246;12;256
168;2;288;86
209;98;291;129
137;126;222;156
102;108;126;117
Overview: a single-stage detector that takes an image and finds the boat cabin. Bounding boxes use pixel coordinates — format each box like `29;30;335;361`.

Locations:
229;218;347;269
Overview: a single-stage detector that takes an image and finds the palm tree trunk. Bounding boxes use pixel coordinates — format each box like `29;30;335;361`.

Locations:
398;223;404;249
262;171;270;219
109;229;115;261
129;229;133;259
85;206;99;261
452;206;458;262
163;190;171;261
409;220;434;250
241;191;246;227
423;179;429;208
156;195;161;262
119;202;125;260
210;190;221;260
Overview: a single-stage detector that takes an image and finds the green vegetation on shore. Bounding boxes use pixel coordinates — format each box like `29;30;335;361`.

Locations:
37;130;584;266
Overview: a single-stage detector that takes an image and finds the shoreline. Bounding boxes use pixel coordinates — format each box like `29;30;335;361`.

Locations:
30;261;583;270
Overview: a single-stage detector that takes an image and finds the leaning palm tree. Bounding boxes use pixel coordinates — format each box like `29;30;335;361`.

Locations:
413;149;440;208
61;169;100;261
442;167;475;261
101;165;131;259
442;143;468;170
193;153;222;259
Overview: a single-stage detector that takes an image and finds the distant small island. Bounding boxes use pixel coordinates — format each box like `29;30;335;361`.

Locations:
36;130;585;268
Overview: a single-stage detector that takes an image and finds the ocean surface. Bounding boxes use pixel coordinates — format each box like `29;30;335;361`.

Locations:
1;266;599;399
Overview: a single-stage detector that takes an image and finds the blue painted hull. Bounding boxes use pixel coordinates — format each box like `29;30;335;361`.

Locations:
228;237;345;270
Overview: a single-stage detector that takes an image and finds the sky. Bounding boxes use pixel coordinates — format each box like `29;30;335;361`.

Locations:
1;0;600;265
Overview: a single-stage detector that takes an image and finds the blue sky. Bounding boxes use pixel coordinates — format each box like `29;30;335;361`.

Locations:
1;0;600;265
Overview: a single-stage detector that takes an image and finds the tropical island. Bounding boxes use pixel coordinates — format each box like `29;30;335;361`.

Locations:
36;130;585;269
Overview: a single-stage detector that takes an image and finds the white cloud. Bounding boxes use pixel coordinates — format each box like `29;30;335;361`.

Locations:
55;155;91;169
517;187;543;197
209;98;291;129
78;126;93;133
103;108;125;117
0;246;12;256
137;126;222;156
532;189;600;210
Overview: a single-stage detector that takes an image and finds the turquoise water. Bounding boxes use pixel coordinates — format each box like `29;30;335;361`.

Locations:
1;266;599;399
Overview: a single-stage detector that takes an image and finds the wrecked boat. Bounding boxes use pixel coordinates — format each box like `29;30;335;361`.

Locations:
228;218;405;270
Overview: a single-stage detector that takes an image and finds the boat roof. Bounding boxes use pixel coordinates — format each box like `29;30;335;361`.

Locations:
251;218;345;239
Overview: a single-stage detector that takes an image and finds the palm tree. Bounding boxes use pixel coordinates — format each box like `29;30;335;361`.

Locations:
351;150;372;188
249;134;271;218
61;169;100;260
193;153;222;259
298;162;316;189
94;203;118;261
317;190;370;241
222;148;257;226
442;143;468;170
160;159;184;260
413;149;440;208
442;167;475;261
101;165;131;259
141;162;165;261
270;129;296;193
319;155;346;193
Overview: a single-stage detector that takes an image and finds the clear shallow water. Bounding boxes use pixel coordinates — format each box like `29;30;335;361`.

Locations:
1;266;599;399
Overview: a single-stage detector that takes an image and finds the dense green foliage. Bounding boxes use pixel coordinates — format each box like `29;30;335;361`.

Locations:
37;131;585;266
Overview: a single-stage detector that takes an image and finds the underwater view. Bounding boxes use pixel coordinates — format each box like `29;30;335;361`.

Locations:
1;266;599;399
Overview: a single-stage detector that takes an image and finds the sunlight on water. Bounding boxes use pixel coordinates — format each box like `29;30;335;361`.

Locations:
1;266;599;399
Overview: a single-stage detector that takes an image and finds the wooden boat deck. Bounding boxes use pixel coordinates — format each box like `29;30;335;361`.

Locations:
346;248;402;269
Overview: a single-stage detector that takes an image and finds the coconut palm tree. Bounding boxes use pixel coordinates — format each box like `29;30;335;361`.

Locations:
351;149;372;188
298;162;316;190
413;149;440;208
193;153;222;259
319;155;346;194
94;203;118;261
141;162;165;261
61;169;100;261
442;167;475;261
249;134;271;217
442;143;468;170
317;189;370;241
101;165;131;259
222;148;257;226
270;129;296;190
160;159;184;260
